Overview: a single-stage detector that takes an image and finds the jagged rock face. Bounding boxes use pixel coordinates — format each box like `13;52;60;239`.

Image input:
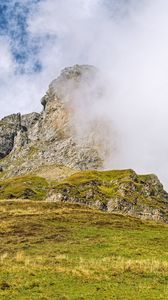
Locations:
40;64;115;161
0;112;40;158
0;65;110;178
0;114;21;158
40;64;106;142
47;169;168;223
21;112;40;130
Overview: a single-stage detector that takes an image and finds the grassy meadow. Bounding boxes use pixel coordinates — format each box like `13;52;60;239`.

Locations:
0;200;167;299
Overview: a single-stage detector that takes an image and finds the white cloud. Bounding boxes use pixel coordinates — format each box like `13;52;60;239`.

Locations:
0;37;14;77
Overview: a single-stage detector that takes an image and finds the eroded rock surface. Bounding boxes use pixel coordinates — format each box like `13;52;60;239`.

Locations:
0;114;21;159
0;65;110;178
47;169;168;223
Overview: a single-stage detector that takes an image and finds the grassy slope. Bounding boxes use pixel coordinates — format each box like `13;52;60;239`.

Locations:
0;175;49;200
0;200;168;300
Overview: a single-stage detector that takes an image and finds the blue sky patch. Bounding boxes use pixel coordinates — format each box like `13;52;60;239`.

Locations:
0;0;42;74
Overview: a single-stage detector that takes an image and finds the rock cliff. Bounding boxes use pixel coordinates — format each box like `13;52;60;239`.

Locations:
0;65;111;178
0;114;21;159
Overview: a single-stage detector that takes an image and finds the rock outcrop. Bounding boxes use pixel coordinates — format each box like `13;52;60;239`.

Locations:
47;169;168;223
0;113;21;159
0;65;110;178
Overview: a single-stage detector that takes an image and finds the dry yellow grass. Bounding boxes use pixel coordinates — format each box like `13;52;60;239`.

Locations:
33;164;76;181
52;256;168;281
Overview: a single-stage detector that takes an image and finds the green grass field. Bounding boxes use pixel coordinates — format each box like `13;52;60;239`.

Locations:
0;200;168;300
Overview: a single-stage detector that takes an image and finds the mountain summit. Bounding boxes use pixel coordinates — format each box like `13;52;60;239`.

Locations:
0;65;112;178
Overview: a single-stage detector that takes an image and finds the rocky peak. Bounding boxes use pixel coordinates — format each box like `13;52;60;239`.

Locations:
41;64;98;109
0;65;107;177
40;64;102;142
1;113;21;126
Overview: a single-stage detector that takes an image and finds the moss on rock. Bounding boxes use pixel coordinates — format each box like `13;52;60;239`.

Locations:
48;169;168;221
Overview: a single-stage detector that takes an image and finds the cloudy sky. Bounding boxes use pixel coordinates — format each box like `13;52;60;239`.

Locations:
0;0;135;117
1;0;168;187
